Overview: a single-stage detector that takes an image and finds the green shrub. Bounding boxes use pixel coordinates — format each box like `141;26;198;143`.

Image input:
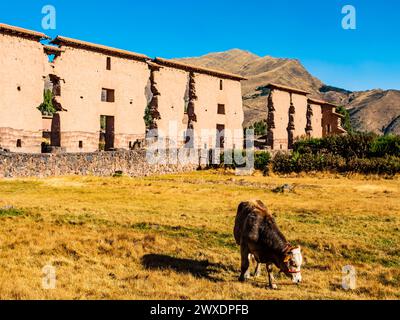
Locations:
294;133;378;158
272;152;293;174
346;156;400;175
220;150;271;171
273;152;346;174
272;151;400;175
278;133;400;175
220;149;245;169
369;135;400;157
254;151;271;171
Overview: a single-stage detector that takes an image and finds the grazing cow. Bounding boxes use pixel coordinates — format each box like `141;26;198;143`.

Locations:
234;200;303;289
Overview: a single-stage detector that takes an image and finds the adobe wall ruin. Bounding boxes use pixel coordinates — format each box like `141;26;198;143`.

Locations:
0;27;47;153
152;59;244;150
50;38;150;153
0;23;346;158
266;84;346;150
0;23;246;154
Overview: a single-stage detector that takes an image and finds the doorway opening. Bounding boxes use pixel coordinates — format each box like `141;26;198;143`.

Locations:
100;115;115;151
216;124;225;149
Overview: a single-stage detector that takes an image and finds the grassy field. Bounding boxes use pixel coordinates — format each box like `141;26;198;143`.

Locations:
0;170;399;300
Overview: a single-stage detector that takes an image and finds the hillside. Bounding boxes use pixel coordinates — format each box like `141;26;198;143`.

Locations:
176;49;400;134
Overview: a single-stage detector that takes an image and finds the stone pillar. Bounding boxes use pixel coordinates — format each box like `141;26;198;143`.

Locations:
148;64;162;131
305;103;313;137
266;91;275;149
185;72;197;147
287;93;295;149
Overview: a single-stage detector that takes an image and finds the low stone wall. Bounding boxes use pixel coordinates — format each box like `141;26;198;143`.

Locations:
0;149;199;178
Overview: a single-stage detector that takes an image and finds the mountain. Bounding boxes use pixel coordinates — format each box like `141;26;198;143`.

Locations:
175;49;400;134
347;90;400;135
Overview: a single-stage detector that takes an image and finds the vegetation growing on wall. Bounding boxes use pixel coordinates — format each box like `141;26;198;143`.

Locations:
38;89;56;115
245;120;267;136
143;104;153;129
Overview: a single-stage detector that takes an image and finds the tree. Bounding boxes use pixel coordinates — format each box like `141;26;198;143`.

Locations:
336;106;353;133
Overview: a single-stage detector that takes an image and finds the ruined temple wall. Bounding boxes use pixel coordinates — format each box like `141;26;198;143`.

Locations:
153;66;189;146
154;68;244;150
309;102;323;138
322;106;345;137
269;90;290;150
194;75;244;149
53;47;150;152
0;33;45;153
292;94;308;139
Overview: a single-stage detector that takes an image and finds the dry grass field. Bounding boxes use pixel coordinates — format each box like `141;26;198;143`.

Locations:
0;170;399;300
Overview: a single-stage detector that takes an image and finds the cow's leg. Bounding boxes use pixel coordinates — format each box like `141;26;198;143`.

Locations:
266;264;277;290
244;254;253;279
239;245;250;282
253;262;262;278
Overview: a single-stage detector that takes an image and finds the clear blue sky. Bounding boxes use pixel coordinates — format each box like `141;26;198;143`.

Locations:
1;0;399;91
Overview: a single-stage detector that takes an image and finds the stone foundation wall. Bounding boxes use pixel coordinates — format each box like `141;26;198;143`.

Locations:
0;149;199;178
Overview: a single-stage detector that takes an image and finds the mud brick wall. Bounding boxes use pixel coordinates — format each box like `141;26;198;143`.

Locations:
0;150;199;178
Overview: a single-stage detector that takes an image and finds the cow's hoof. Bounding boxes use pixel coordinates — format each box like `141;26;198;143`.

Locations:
268;284;278;290
239;276;246;282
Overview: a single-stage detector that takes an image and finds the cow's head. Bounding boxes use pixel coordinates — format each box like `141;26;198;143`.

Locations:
280;246;303;284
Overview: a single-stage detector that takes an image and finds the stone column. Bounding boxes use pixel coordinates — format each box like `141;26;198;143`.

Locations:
266;91;276;149
185;72;197;147
305;103;313;137
148;64;161;130
287;93;295;149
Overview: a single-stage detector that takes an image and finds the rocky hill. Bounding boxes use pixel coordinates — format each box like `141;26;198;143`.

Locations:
176;49;400;134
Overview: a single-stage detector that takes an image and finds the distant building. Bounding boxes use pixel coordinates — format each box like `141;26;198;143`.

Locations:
265;83;346;150
0;23;245;153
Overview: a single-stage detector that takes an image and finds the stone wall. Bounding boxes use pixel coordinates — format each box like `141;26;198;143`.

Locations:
0;149;199;178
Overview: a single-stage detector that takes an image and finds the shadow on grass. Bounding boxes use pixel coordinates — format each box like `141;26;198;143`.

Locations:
141;254;232;282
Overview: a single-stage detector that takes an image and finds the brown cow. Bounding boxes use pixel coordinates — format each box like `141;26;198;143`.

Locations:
234;200;303;289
